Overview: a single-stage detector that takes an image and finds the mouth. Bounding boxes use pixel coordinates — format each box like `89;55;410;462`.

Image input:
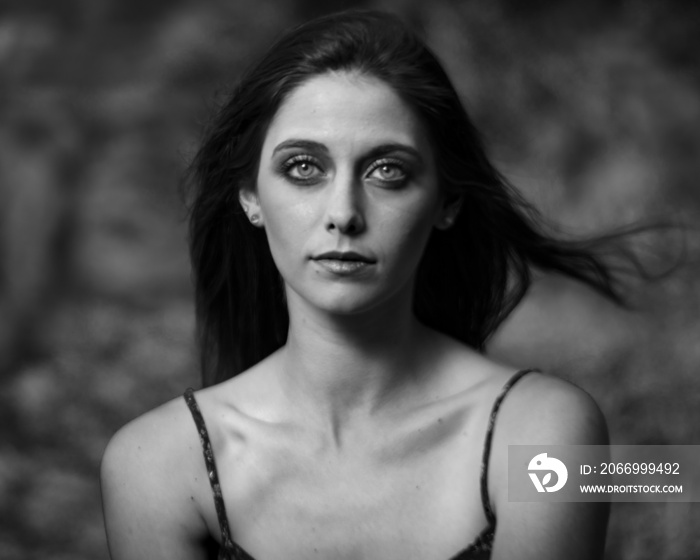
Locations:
311;251;376;275
312;251;376;263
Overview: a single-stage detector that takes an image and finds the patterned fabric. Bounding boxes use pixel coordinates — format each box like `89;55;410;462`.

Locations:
183;389;252;560
183;368;536;560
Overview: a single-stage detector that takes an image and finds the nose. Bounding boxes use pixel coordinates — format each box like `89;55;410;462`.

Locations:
324;174;366;236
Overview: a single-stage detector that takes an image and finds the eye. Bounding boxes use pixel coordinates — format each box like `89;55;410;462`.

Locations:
282;155;323;182
366;159;408;186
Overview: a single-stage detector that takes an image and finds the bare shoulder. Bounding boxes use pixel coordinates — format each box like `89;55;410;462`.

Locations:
101;393;195;460
491;370;609;446
486;371;610;560
422;331;608;444
101;393;210;560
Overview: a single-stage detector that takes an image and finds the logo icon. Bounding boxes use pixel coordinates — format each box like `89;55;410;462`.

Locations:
528;453;568;492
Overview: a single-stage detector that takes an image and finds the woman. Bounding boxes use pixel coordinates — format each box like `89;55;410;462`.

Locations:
101;10;616;560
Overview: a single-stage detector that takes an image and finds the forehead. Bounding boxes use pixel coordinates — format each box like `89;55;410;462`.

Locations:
262;72;427;152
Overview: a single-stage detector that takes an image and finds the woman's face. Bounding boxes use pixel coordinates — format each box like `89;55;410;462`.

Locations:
246;71;448;316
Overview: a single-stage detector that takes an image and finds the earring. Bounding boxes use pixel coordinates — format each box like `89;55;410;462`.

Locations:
437;214;455;230
249;214;260;225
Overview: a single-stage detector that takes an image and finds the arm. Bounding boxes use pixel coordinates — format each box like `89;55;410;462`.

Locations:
100;403;211;560
488;374;610;560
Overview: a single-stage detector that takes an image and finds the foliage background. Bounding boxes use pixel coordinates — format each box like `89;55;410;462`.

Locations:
1;0;699;558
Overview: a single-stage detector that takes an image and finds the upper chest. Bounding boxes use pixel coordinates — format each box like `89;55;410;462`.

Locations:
195;395;496;560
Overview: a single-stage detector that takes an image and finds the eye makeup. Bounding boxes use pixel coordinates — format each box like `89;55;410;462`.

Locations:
364;158;410;188
271;139;423;189
277;154;326;185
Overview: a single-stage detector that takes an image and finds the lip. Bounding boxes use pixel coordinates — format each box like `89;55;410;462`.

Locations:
312;251;376;263
311;251;376;276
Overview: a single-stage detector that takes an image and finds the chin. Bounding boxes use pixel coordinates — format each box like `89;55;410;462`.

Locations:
285;273;413;318
313;293;380;316
311;285;410;319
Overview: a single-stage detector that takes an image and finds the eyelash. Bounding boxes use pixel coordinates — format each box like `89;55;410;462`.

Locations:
365;158;409;186
280;155;324;184
278;155;410;187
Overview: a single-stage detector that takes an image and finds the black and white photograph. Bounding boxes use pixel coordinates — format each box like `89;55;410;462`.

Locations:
1;1;699;559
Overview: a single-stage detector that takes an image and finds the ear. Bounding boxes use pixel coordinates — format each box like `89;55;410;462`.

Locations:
435;194;463;230
239;189;264;227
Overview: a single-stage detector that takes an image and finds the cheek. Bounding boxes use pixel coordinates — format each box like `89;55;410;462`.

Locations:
373;195;441;263
257;184;318;270
265;197;315;235
257;165;317;224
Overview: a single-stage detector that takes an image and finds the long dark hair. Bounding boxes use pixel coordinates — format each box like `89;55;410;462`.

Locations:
188;10;625;387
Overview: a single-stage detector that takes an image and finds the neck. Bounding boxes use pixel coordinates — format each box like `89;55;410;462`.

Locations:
273;289;435;448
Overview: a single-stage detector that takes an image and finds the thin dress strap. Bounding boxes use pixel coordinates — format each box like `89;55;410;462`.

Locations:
183;388;242;557
479;368;537;525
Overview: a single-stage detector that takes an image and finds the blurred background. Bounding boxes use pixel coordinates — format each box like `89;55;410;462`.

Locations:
1;0;698;558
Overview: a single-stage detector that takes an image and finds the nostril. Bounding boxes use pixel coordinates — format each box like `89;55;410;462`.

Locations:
324;204;365;234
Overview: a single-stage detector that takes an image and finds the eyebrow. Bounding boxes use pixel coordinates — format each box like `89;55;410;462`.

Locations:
272;139;329;156
272;139;423;163
363;143;423;163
